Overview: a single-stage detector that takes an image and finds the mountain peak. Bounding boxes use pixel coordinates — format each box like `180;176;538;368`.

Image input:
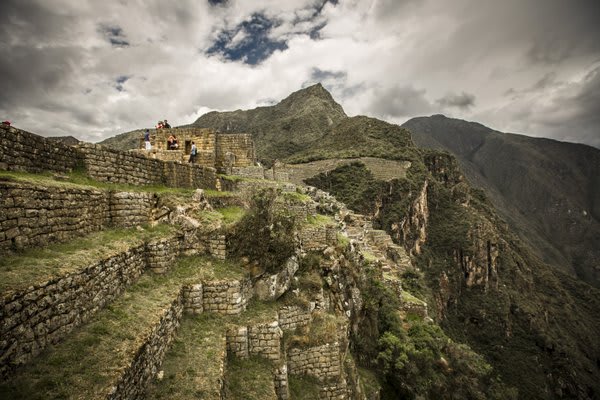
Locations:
282;82;340;106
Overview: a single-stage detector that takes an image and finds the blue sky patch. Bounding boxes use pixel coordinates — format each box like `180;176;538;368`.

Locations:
206;13;287;65
99;24;130;47
115;75;130;92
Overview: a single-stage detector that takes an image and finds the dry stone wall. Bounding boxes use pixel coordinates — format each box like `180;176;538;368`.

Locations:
226;319;283;362
110;191;156;227
77;144;216;189
277;305;311;331
215;134;255;171
0;238;182;380
109;292;184;400
274;363;290;400
0;180;109;251
298;225;338;251
0;181;163;253
146;236;181;274
287;342;342;382
0;125;82;173
184;279;252;316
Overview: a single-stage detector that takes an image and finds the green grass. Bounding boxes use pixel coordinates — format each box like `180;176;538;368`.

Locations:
223;356;277;400
0;257;214;400
306;213;333;226
401;291;427;306
146;314;228;400
0;224;176;292
288;374;321;400
217;206;246;225
282;191;311;203
0;169;196;196
286;311;344;349
358;366;382;399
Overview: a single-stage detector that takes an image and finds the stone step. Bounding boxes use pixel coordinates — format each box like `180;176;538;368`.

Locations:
145;314;228;400
0;225;181;380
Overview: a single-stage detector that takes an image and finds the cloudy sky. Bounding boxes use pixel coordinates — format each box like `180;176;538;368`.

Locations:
1;0;599;148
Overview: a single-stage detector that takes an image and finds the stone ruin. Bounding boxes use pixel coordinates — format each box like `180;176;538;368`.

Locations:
0;122;425;399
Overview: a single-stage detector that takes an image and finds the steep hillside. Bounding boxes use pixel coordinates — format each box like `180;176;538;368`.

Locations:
403;115;600;287
306;157;600;399
191;83;347;164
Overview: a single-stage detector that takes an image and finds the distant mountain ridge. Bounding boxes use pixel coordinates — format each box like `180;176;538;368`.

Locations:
402;114;600;287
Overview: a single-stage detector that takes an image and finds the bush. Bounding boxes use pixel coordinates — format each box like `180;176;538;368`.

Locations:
228;188;296;273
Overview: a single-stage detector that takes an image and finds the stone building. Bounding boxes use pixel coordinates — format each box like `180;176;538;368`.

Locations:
137;127;256;173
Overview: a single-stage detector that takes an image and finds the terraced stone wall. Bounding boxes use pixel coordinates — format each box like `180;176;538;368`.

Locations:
0;181;109;251
183;279;252;316
109;293;184;400
226;320;283;362
278;305;311;331
0;125;82;173
0;181;160;252
298;225;338;251
287;342;342;382
77;143;217;189
0;234;183;380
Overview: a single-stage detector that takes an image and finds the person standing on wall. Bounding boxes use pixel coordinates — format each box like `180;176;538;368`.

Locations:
144;129;151;151
188;141;197;163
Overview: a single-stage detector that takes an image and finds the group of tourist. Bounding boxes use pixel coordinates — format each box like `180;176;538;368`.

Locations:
156;119;171;129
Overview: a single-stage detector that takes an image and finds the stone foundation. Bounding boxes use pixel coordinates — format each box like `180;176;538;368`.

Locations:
278;305;312;331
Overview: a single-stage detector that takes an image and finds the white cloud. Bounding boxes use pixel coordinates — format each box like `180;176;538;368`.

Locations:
0;0;598;148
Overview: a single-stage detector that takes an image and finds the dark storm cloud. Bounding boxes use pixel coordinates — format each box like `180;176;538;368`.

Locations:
534;65;600;148
368;85;435;118
206;13;287;64
0;45;82;109
208;0;228;6
436;92;476;110
0;0;73;46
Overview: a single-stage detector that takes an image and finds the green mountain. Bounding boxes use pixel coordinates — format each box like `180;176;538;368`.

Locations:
190;83;347;164
402;115;600;287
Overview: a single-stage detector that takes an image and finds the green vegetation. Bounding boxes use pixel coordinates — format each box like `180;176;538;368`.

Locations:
217;206;246;225
228;188;297;274
146;314;227;400
351;267;516;400
0;257;214;399
0;224;175;292
288;374;321;400
223;356;277;400
286;311;343;349
305;213;333;226
0;169;196;197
